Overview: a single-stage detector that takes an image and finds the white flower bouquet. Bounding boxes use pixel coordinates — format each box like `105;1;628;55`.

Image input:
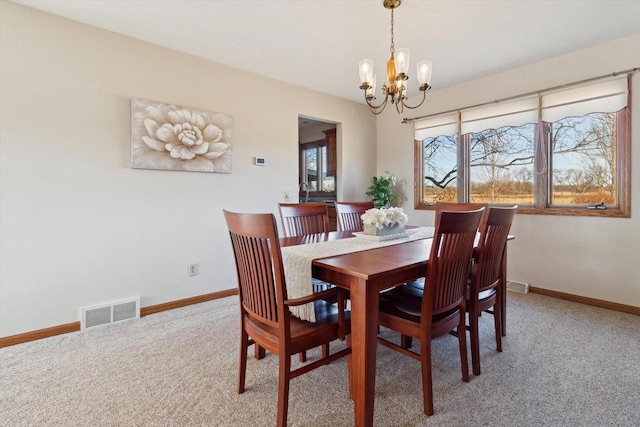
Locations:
361;207;408;236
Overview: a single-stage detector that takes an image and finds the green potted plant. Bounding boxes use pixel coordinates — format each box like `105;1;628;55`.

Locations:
365;171;397;207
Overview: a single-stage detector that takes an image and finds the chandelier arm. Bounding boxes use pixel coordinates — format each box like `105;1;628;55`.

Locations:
368;96;389;115
395;99;404;114
365;93;389;113
398;89;428;110
369;105;386;115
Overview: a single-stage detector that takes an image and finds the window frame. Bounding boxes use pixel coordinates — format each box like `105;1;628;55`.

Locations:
414;76;632;218
299;139;336;197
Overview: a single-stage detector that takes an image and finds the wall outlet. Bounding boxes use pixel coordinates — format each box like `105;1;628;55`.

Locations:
284;191;291;201
188;263;199;277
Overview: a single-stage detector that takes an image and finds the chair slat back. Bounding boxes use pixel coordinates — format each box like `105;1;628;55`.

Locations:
278;203;329;237
435;202;488;225
425;209;484;316
473;206;517;293
224;210;287;326
335;201;374;232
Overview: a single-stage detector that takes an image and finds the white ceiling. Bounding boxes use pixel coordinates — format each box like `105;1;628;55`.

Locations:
12;0;640;104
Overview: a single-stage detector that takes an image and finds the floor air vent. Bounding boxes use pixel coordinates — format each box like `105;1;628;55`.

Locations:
507;281;529;293
81;297;140;330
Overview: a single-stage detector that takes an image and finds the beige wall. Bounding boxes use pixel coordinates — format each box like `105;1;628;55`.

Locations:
3;1;637;338
377;33;640;308
0;2;376;337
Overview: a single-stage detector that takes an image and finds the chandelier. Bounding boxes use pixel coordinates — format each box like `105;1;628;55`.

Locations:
358;0;432;115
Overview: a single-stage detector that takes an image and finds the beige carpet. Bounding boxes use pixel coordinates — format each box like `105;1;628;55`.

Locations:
2;292;639;426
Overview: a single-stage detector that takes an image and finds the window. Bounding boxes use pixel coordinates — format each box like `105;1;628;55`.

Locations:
300;141;335;193
550;113;618;206
469;124;536;204
417;112;459;203
414;75;631;217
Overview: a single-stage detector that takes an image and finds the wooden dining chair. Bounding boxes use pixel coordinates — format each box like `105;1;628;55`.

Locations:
278;202;329;237
435;201;488;223
404;202;488;293
377;208;484;416
278;202;335;361
223;210;351;427
467;205;516;376
334;201;374;232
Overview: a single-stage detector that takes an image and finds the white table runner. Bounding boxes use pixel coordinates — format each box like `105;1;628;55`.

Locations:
281;226;435;322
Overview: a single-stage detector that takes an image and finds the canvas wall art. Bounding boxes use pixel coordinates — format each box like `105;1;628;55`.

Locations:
131;98;232;173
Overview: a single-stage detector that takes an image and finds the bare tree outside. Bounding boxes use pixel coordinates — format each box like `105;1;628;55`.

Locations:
420;124;535;204
469;124;535;203
551;112;617;205
422;134;458;203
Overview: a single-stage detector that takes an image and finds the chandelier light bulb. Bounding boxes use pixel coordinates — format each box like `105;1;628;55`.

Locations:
417;60;432;86
394;48;410;77
359;59;374;86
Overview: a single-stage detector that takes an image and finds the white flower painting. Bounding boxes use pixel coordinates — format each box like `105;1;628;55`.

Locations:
131;98;232;173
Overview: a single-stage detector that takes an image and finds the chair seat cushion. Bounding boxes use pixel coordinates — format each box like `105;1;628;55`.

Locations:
246;300;350;354
405;279;425;291
393;282;496;313
380;285;423;317
379;284;460;331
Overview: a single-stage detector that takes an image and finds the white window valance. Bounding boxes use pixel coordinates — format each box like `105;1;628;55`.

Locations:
413;75;629;137
461;96;539;134
541;76;628;122
414;112;458;140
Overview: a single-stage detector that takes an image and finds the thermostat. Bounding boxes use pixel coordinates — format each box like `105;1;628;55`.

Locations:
254;157;266;166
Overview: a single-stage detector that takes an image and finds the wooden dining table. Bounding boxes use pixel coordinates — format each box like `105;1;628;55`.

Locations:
280;230;512;427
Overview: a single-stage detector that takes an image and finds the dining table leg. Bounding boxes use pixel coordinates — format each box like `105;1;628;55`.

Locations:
349;278;379;427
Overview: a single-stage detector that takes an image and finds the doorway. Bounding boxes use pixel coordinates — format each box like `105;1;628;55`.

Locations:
297;116;338;203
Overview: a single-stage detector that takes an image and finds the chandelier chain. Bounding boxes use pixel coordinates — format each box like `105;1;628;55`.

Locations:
389;8;395;54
